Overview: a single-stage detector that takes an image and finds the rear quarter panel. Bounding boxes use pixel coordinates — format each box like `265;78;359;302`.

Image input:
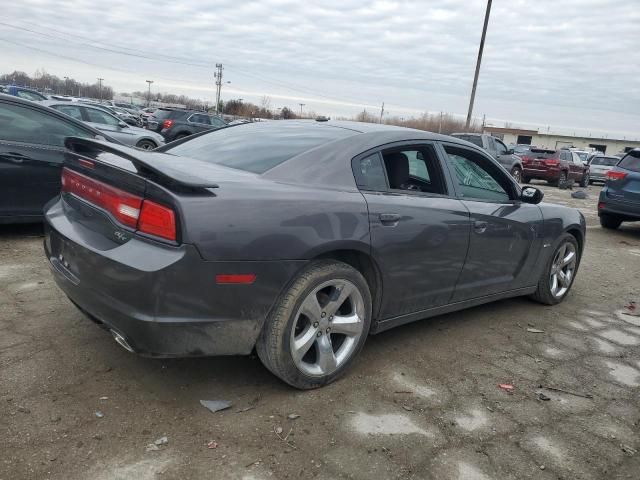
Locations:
180;181;370;261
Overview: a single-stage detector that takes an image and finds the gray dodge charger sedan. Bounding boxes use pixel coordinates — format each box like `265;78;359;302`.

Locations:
44;120;586;389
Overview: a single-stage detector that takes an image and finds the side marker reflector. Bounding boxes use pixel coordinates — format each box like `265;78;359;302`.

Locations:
215;274;257;285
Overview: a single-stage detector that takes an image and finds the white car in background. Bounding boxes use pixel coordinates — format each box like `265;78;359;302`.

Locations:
43;101;165;150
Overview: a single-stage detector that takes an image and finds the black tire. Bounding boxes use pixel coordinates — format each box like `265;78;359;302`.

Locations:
550;171;567;187
579;173;589;188
256;260;372;389
511;166;523;183
135;139;157;150
600;214;622;230
522;176;531;184
530;233;580;305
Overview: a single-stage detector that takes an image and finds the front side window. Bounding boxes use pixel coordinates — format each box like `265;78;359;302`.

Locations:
210;116;227;127
84;107;121;126
16;90;46;101
189;114;210;125
444;145;510;202
495;139;508;155
0;102;92;147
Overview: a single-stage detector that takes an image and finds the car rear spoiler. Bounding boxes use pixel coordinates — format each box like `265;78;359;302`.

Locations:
64;137;219;189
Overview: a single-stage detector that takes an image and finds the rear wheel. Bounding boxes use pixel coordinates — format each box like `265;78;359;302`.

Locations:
135;139;157;150
531;233;580;305
511;166;522;183
600;214;622;229
256;260;371;389
550;171;567;187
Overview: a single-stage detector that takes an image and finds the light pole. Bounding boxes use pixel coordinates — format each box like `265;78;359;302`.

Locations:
146;80;154;107
97;77;104;102
465;0;492;128
63;76;69;95
299;103;305;117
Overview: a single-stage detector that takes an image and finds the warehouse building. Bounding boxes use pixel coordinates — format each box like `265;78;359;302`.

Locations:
483;126;640;155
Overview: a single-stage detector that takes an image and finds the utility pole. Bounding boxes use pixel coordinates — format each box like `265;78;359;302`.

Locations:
214;63;223;115
465;0;492;129
299;103;305;117
379;102;385;123
63;76;68;95
438;111;443;133
146;80;154;107
97;77;104;102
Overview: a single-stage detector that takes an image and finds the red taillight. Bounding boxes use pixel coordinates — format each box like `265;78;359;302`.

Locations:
61;168;177;242
162;119;174;129
215;274;257;285
607;170;627;181
598;202;605;210
62;168;142;227
138;199;176;241
521;155;531;163
544;159;560;166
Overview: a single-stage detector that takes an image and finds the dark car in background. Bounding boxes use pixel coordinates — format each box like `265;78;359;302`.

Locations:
0;94;116;223
521;148;589;187
147;108;227;142
44;121;585;389
598;149;640;229
450;133;523;182
589;155;620;184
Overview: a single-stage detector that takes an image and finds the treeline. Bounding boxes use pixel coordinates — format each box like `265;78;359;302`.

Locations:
353;110;481;134
0;70;114;99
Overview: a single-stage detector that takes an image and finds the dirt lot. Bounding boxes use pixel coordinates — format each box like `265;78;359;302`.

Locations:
1;183;639;480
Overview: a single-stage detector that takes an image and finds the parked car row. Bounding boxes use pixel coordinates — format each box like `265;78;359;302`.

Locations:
145;108;227;142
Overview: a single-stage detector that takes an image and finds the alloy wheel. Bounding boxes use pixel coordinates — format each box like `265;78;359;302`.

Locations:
549;242;577;298
290;279;365;376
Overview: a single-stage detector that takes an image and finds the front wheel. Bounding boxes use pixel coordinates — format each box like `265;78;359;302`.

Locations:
530;233;580;305
511;166;522;183
256;260;372;389
579;173;589;188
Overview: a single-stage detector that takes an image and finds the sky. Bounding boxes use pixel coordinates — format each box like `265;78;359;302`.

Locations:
1;0;639;138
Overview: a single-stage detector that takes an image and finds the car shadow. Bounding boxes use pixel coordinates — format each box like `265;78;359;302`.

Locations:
0;222;44;238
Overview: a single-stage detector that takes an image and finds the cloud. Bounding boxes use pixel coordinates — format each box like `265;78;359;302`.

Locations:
1;0;638;136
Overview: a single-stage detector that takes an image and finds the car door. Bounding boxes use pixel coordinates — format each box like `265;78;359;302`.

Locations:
0;100;94;219
353;143;471;318
188;113;213;133
571;152;585;181
81;106;132;144
439;142;544;301
494;138;512;170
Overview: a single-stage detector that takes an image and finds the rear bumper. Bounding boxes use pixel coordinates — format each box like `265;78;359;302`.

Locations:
598;191;640;221
44;199;304;357
522;167;559;181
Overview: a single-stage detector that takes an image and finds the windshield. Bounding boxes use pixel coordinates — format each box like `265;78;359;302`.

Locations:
163;122;357;173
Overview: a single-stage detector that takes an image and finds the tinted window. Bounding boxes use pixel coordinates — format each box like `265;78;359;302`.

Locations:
445;146;510;202
452;134;483;147
163;122;357;173
84;107;120;126
530;148;555;159
151;109;174;120
210;116;227;127
52;104;83;121
495;139;507;155
576;152;588;162
486;136;497;152
0;102;92;146
381;146;446;194
513;145;530;154
618;152;640;173
590;157;619;166
189;114;210;124
16;90;46;101
357;153;387;191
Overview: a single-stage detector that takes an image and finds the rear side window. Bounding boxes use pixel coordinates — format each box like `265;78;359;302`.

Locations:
452;134;483;147
356;153;387;191
591;157;619;166
162;122;356;173
618;152;640;173
85;108;120;126
0;102;92;146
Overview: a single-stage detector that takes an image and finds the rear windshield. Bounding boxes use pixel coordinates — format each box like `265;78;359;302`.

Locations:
530;148;555;158
590;157;619;166
162;121;357;173
452;134;483;147
618;152;640;172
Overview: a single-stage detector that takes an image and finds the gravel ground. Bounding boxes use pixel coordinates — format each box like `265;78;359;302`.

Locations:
1;182;639;480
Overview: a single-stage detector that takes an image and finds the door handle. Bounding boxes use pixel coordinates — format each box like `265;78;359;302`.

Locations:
379;213;401;226
0;152;31;163
473;221;488;234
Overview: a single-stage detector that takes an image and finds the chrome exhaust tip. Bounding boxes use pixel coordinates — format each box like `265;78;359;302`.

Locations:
110;330;135;353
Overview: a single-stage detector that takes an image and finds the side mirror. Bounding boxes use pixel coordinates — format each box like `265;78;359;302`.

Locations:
118;121;127;128
521;186;544;204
